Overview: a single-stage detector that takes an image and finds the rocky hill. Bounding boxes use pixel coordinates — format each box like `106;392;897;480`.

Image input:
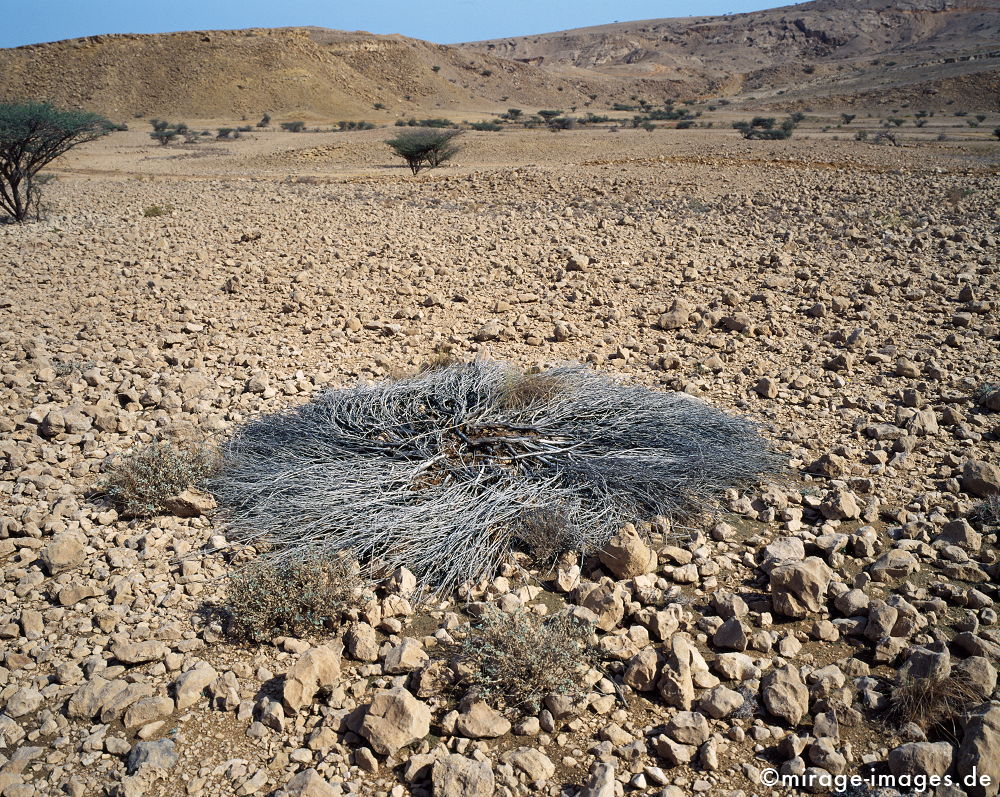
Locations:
0;27;611;121
462;0;1000;108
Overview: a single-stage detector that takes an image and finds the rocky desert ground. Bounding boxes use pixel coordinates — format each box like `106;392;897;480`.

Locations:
0;111;999;797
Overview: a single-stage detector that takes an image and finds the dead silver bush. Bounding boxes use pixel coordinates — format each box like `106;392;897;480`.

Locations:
209;361;780;593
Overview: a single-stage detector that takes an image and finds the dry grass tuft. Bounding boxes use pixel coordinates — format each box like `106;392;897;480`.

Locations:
886;672;983;732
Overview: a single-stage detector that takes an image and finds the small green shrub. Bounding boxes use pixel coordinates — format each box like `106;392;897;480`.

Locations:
143;204;173;217
216;127;234;139
281;121;306;132
101;441;216;518
458;606;595;713
257;113;271;128
223;555;361;642
470;121;502;131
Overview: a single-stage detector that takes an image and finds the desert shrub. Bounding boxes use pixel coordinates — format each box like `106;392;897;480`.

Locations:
216;127;234;139
457;606;595;713
374;102;386;110
640;121;656;133
101;441;216;518
143;204;173;217
223;554;361;642
209;361;779;593
841;113;856;125
994;127;1000;140
676;120;695;129
971;494;1000;529
431;65;441;72
538;110;563;122
481;69;492;77
281;121;305;132
886;672;983;732
470;121;502;131
514;505;576;566
733;117;794;139
257;113;271;128
548;116;576;131
150;130;178;146
873;130;898;146
0;101;113;222
386;129;461;174
503;108;522;120
974;382;1000;411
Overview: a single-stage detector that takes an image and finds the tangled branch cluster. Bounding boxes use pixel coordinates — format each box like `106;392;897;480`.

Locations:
209;361;781;593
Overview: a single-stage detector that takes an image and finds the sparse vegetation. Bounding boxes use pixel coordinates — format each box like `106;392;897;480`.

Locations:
469;121;502;131
0;101;113;222
385;129;461;174
223;555;362;642
257;113;270;128
281;121;306;133
457;605;596;713
100;440;216;518
143;204;174;217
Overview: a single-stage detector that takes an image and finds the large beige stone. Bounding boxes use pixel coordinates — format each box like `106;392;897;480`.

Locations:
598;524;657;580
283;642;344;712
357;689;431;756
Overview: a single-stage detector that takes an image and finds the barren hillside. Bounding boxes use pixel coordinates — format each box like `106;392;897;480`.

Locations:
463;0;1000;108
0;27;612;121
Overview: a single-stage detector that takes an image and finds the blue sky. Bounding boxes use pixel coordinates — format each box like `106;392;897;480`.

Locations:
4;0;789;48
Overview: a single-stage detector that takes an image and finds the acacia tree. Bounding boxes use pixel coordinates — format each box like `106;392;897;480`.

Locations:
0;102;112;222
386;129;461;174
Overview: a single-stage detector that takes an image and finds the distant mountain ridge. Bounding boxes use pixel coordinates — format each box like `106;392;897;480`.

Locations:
1;0;998;119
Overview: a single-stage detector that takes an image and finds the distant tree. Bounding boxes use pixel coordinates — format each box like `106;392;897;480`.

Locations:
538;110;562;122
0;101;112;222
547;116;576;131
639;121;656;133
281;121;306;133
431;65;441;72
257;113;271;128
386;129;461;174
503;108;523;120
840;113;856;125
151;129;179;146
217;127;234;139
